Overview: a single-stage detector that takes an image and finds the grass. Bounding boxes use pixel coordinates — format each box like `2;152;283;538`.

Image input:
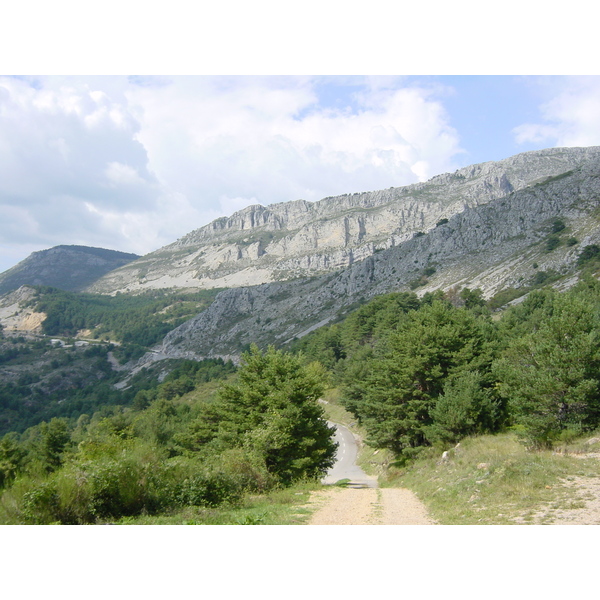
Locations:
113;480;322;525
384;431;600;524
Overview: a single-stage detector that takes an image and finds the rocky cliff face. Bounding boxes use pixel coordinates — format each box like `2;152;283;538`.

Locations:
0;246;140;295
87;146;600;295
0;286;46;333
158;151;600;359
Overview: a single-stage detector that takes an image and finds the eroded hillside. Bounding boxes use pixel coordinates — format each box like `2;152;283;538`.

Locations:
158;155;600;359
86;147;600;295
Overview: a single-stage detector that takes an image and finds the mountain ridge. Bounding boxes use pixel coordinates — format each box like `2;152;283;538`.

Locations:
3;146;600;366
156;152;600;360
86;146;600;295
0;245;140;295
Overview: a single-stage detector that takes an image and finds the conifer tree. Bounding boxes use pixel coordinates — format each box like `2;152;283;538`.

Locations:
342;300;499;455
196;345;337;484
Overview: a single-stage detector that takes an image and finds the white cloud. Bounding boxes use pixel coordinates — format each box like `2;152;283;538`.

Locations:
127;76;462;201
104;162;147;187
513;77;600;147
219;196;261;216
0;75;465;273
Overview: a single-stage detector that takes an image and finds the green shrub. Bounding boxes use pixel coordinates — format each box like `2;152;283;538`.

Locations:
530;269;560;286
545;235;561;253
551;218;566;234
2;440;170;523
578;244;600;266
174;471;243;507
21;479;61;524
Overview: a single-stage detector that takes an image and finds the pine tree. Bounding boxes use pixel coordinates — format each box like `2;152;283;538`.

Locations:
192;346;337;485
342;301;499;455
494;290;600;447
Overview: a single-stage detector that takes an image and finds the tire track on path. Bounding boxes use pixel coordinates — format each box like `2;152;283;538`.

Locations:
307;487;436;525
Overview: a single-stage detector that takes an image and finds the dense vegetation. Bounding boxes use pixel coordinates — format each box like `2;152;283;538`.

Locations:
0;347;335;524
4;245;600;524
0;325;236;436
293;277;600;455
31;286;220;350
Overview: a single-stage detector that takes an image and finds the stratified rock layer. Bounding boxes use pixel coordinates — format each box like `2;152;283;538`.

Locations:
158;150;600;358
87;147;600;294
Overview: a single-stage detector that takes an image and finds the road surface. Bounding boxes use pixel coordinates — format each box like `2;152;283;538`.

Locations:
311;422;435;524
322;422;378;488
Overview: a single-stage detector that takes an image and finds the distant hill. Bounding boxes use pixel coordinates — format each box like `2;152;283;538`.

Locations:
0;245;140;295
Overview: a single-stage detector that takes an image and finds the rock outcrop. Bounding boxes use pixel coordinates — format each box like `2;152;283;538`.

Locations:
158;152;600;358
87;146;600;295
0;286;46;333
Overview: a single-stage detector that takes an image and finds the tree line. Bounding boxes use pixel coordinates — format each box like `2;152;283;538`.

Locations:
31;286;220;347
293;277;600;455
0;350;335;524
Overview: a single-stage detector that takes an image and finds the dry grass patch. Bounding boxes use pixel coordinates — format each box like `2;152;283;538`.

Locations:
385;432;600;524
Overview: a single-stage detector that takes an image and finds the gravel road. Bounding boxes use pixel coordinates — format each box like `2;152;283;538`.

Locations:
309;421;435;524
307;487;436;525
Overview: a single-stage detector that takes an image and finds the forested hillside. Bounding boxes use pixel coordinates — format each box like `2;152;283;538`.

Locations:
294;270;600;454
0;286;221;434
0;348;334;524
32;285;220;354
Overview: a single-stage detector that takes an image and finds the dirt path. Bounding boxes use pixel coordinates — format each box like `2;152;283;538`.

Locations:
306;487;436;525
512;451;600;525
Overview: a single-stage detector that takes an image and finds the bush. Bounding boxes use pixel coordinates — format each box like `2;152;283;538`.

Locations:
551;218;566;234
578;244;600;266
158;449;276;509
545;235;561;253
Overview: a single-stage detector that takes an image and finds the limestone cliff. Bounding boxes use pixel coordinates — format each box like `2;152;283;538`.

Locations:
158;151;600;359
87;146;600;295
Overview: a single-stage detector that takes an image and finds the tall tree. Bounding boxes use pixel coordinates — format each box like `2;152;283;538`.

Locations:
494;289;600;447
342;300;500;455
183;346;337;485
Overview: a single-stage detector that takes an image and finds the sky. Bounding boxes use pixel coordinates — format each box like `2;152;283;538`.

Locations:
1;2;600;277
2;74;600;274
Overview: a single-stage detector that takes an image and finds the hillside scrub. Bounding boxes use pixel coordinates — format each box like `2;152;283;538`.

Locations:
0;347;336;524
388;432;600;524
0;328;237;436
6;277;600;522
295;278;600;455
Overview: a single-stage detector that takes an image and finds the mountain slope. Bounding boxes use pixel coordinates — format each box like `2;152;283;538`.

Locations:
0;245;140;295
87;146;600;295
157;152;600;359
